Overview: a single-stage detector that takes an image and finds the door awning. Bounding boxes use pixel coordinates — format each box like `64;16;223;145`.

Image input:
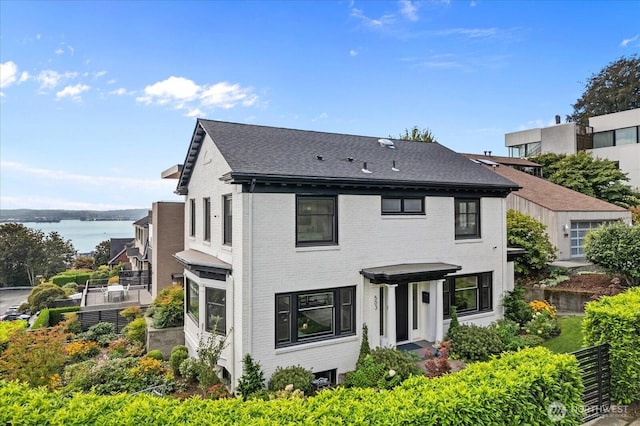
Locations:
174;249;231;279
360;262;461;284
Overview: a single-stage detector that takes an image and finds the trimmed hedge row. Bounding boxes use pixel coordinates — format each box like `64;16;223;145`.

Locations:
0;347;583;425
583;286;640;404
51;272;91;287
31;309;49;329
49;306;81;326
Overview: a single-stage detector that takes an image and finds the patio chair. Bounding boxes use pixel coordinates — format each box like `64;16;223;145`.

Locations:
124;283;130;299
101;286;108;302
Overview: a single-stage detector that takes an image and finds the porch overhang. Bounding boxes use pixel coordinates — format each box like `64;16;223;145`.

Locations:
360;262;461;284
174;249;231;280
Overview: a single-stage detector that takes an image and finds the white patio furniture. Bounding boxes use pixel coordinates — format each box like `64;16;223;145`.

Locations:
107;284;124;303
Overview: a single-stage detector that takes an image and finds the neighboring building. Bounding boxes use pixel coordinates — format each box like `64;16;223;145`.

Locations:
108;237;134;269
150;201;185;298
505;108;640;189
127;213;151;272
169;119;520;389
464;154;632;260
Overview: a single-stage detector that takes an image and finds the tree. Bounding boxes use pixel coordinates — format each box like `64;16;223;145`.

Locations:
528;151;640;209
566;55;640;126
584;222;640;287
0;223;76;287
93;239;111;268
507;209;556;278
236;354;266;400
397;126;438;143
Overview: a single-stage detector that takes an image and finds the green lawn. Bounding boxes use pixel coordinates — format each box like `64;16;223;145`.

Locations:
541;315;585;353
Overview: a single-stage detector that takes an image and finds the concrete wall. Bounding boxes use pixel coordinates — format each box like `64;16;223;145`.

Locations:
145;317;185;359
505;128;542;148
589;108;640;132
540;123;578;155
588;143;640;191
151;201;185;298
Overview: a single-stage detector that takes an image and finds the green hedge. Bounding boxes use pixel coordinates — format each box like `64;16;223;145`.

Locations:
51;272;91;287
49;306;81;326
0;347;583;425
583;287;640;404
31;309;50;329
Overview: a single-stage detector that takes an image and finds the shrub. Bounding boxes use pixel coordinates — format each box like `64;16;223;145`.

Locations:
268;365;315;394
27;283;67;311
507;209;557;277
178;357;199;383
146;285;184;329
356;323;371;368
169;346;189;376
502;287;534;326
122;317;147;345
448;324;504;362
1;347;584;425
0;321;28;352
583;287;640;404
207;383;232;400
64;340;100;363
344;347;421;390
120;306;143;320
369;347;422;380
490;319;542;351
48;306;81;326
78;322;116;346
31;308;50;329
236;354;265;400
145;349;164;361
523;310;560;339
584;222;640;286
107;337;129;359
529;300;557;318
107;276;119;285
448;306;460;334
50;271;91;287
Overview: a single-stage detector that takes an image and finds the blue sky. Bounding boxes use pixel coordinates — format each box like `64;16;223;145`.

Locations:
1;1;639;210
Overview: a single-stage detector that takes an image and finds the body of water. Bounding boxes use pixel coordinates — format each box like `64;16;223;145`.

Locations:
22;220;135;254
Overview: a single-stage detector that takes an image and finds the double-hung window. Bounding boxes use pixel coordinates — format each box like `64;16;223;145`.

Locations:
186;278;199;322
203;197;211;242
381;197;424;215
275;286;355;347
206;288;226;334
443;272;492;317
189;199;196;237
296;196;337;246
223;195;232;245
455;199;480;239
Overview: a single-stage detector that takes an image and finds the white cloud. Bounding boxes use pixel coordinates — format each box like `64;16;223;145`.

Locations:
37;70;62;90
137;76;258;112
350;49;359;56
186;108;204;118
55;48;65;55
312;112;329;122
56;84;90;100
1;61;18;88
434;28;498;38
109;88;132;96
621;34;639;47
399;0;419;21
94;71;107;78
19;71;30;83
351;7;395;28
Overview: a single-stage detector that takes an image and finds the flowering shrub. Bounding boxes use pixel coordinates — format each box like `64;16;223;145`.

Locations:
146;285;184;328
107;337;129;358
207;383;232;400
130;357;166;378
65;340;100;363
523;310;560;339
529;300;557;318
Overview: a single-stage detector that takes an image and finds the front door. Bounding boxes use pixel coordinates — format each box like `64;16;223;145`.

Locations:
395;284;409;342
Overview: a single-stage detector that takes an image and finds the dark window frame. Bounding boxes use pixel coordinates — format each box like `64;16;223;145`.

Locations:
189;199;196;237
295;195;338;247
203;197;211;242
275;286;356;348
443;272;492;318
223;194;232;246
205;287;226;335
381;197;425;215
455;198;481;239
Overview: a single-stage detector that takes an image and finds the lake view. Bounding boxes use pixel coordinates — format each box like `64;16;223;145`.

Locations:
23;220;136;254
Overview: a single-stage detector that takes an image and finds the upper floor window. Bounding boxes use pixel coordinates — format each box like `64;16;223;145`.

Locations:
508;141;541;158
189;199;196;237
443;272;492;317
381;197;425;215
594;126;639;148
206;287;226;334
203;197;211;242
275;286;355;347
296;196;337;246
223;195;232;245
455;199;480;239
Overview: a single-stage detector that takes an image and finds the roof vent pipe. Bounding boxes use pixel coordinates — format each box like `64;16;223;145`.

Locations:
362;162;372;174
316;155;324;161
392;160;399;172
555;115;561;124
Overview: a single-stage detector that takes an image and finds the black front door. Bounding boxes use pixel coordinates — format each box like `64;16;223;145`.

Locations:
396;284;409;342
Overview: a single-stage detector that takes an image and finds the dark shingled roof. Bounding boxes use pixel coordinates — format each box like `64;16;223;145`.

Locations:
177;120;520;195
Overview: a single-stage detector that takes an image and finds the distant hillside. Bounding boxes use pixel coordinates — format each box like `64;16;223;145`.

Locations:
0;209;149;222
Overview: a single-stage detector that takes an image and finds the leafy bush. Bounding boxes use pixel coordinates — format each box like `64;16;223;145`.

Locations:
1;347;584;425
64;340;100;363
523;310;560;339
507;209;557;277
0;321;28;352
27;283;67;311
169;345;189;376
78;322;116;346
583;287;640;404
31;308;50;329
146;285;184;329
207;383;232;400
120;306;143;320
122;317;147;345
145;350;164;361
48;306;81;326
178;357;199;383
584;222;640;286
344;347;422;389
356;323;370;367
50;270;91;287
529;300;557;318
448;324;504;362
268;365;315;394
424;341;452;379
236;354;265;400
502;287;534;326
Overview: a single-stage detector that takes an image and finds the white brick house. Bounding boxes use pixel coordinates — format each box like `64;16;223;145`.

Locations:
169;120;520;389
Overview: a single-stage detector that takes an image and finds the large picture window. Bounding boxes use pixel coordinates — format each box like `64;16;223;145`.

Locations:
381;197;425;215
455;199;480;239
296;196;337;246
223;194;232;245
187;278;199;322
443;272;492;317
206;287;226;334
275;286;355;347
203;197;211;242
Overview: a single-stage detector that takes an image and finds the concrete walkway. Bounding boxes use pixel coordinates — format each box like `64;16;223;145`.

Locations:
583;405;640;426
